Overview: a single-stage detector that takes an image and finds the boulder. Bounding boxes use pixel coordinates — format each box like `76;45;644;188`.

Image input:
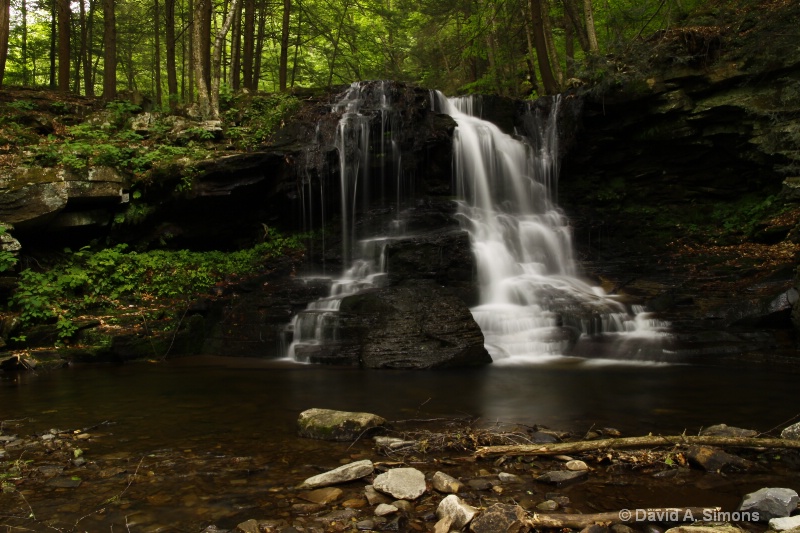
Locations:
298;459;374;489
297;408;386;441
373;467;426;500
332;283;491;369
436;494;478;530
469;503;526;533
781;422;800;440
738;487;799;521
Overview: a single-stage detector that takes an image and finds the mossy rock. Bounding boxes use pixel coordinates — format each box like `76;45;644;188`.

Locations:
297;408;387;441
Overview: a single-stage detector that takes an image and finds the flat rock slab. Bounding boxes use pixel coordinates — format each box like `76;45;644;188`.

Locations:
299;459;374;489
298;408;386;441
373;467;426;500
536;470;588;486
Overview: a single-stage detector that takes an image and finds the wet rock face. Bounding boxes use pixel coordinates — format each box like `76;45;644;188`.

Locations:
301;283;491;369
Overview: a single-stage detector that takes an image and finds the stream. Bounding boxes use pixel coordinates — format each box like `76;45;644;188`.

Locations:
1;356;799;531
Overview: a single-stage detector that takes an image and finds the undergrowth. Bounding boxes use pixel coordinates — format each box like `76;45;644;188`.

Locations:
9;228;303;343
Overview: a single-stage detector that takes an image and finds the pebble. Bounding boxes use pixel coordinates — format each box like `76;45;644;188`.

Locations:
536;500;559;511
498;472;523;483
375;503;398;516
566;460;589;471
431;471;464;494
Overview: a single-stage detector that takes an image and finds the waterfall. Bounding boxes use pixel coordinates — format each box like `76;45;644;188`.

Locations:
432;92;669;362
286;81;405;362
287;82;668;364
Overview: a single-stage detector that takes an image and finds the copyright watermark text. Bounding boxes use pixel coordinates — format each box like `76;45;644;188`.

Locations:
618;509;760;523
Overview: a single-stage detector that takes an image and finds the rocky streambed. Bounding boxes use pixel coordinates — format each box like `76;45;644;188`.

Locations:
2;406;799;533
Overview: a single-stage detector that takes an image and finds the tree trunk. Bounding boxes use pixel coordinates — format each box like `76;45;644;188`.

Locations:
0;0;10;87
541;0;563;85
73;2;82;92
21;0;28;85
154;0;163;107
210;0;240;118
529;0;558;95
201;0;211;90
290;4;301;88
57;0;70;92
476;435;800;458
102;0;116;99
83;0;95;96
192;0;211;117
242;0;254;89
229;0;241;90
252;2;265;89
584;0;599;53
521;4;540;95
165;0;178;107
279;0;290;91
565;9;575;79
561;0;589;53
49;0;56;88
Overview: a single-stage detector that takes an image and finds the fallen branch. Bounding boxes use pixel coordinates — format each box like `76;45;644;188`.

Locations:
476;435;800;457
525;507;721;529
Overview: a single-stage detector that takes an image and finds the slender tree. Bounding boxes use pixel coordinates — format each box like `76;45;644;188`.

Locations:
584;0;599;52
192;0;211;117
210;0;240;117
229;0;241;89
279;0;291;91
102;0;116;99
165;0;178;107
242;0;254;89
0;0;9;87
529;0;559;94
57;0;70;91
49;0;56;88
154;0;163;106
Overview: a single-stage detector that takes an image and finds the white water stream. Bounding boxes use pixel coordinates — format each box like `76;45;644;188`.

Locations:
432;92;669;362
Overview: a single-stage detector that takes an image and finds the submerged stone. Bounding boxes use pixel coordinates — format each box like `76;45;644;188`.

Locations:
297;408;386;441
700;424;758;438
536;470;588;486
298;459;374;489
470;503;526;533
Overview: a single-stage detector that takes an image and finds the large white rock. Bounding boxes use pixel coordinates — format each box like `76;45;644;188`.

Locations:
373;467;426;500
436;494;478;529
299;459;374;489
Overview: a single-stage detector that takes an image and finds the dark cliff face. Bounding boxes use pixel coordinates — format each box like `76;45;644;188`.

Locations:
555;12;800;360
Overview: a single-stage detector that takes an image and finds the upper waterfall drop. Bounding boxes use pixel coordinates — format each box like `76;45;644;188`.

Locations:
432;91;668;362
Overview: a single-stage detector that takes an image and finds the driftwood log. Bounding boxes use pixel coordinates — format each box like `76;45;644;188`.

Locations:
475;435;800;457
524;507;722;529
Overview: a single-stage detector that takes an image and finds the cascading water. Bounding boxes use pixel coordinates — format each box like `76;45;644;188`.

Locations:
431;92;669;362
286;81;406;362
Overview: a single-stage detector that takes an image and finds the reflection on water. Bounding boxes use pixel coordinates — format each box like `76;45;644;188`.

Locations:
1;356;798;530
3;356;798;445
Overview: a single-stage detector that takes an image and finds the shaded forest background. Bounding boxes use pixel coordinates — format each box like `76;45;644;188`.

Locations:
0;0;714;116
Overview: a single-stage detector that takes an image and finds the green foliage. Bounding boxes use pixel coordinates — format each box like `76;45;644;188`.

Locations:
9;229;303;342
6;100;36;111
712;195;786;237
0;227;18;273
225;93;301;149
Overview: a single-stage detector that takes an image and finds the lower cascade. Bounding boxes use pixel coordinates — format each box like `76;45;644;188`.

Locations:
286;82;669;365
